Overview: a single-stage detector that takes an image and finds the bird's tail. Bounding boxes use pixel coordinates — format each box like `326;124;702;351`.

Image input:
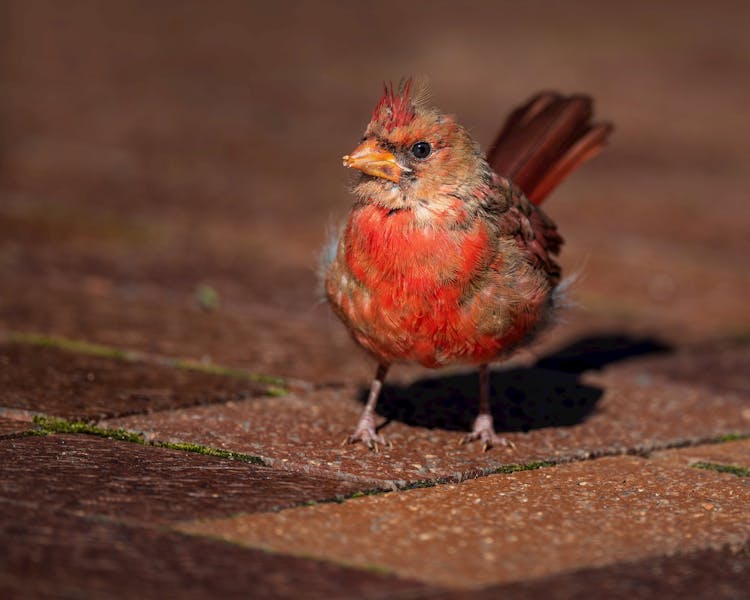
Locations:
486;92;612;205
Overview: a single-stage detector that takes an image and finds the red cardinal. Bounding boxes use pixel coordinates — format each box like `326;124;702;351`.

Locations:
325;80;611;450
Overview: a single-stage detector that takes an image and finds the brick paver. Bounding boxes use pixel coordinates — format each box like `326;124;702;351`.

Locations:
438;545;750;599
0;434;367;523
0;278;371;384
180;453;750;589
103;349;750;487
0;342;277;420
0;503;437;600
653;439;750;470
0;417;32;438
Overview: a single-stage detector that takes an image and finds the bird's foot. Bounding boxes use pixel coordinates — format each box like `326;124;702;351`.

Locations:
344;416;389;452
461;414;515;452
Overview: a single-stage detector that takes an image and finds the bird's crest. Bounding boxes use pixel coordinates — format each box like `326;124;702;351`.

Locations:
371;78;417;132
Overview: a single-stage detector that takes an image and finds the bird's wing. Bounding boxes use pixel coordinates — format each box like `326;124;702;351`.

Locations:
491;174;563;286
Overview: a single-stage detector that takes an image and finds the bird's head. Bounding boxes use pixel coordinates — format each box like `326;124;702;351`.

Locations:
343;79;492;218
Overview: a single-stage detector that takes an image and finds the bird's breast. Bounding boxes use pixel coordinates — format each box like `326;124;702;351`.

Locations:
329;203;512;366
343;204;490;292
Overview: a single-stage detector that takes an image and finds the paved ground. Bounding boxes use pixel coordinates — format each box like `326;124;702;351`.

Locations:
2;1;749;598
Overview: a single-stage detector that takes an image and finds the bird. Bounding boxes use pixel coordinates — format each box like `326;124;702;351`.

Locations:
324;79;612;450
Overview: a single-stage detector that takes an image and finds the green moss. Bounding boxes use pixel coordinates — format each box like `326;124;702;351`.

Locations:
170;357;286;388
32;416;265;465
693;461;750;478
265;385;288;397
341;487;387;500
347;490;378;499
10;333;135;361
20;428;51;437
715;433;750;443
401;479;441;491
396;461;557;492
8;331;288;395
195;284;220;312
158;441;264;465
359;563;394;576
33;415;145;444
492;460;557;475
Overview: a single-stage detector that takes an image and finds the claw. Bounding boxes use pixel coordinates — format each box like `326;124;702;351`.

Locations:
462;413;514;451
346;425;387;451
462;429;512;451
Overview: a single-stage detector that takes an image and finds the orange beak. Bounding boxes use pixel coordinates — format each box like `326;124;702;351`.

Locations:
342;138;409;183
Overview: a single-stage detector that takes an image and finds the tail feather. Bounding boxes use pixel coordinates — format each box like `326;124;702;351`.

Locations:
486;93;612;205
489;92;560;153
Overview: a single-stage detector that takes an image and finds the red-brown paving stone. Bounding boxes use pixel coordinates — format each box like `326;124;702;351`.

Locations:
0;278;373;384
0;434;367;523
0;417;34;438
0;342;274;420
178;455;750;589
595;340;750;396
435;545;750;600
0;417;33;438
0;274;693;389
0;503;438;600
104;352;750;487
652;439;750;471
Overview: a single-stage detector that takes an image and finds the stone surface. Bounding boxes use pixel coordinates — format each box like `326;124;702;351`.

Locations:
0;275;682;388
0;278;375;385
0;434;369;523
653;439;750;470
0;342;274;420
0;503;437;600
180;455;750;589
104;350;750;486
439;545;750;599
600;341;750;396
0;417;33;438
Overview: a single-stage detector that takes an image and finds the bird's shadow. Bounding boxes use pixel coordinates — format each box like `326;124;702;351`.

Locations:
359;335;671;433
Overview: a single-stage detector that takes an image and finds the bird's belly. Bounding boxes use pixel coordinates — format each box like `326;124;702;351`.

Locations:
357;284;504;367
329;266;524;368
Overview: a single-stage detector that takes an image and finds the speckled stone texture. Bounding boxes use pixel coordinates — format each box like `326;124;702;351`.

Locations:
0;342;274;420
0;503;437;600
0;417;33;438
104;344;750;487
0;434;367;522
653;439;750;470
180;454;750;589
0;281;372;385
436;545;750;599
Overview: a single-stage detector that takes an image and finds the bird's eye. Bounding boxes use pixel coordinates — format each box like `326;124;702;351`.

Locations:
411;141;431;159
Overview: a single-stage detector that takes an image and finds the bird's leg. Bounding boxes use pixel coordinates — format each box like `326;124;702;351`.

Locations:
462;364;513;451
347;362;390;451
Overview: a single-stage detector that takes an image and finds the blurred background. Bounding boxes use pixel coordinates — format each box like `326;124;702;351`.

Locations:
1;0;748;385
